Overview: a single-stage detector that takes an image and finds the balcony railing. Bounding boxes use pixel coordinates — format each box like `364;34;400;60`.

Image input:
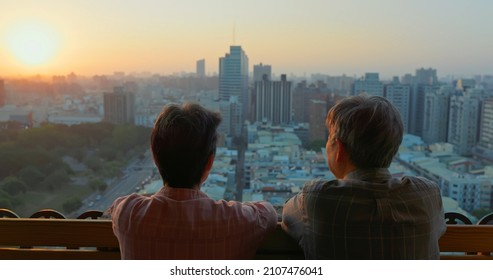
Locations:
1;208;493;260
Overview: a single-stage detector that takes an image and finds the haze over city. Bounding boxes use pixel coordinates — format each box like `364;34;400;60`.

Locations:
1;0;492;78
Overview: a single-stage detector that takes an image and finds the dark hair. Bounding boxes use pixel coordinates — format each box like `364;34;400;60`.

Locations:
151;103;221;188
326;94;403;168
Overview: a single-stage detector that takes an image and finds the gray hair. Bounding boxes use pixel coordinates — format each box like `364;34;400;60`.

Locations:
326;94;403;168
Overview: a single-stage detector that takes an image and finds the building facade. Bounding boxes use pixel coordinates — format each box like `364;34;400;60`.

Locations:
352;73;384;97
409;84;441;137
0;80;5;107
473;98;493;162
196;59;205;77
415;67;438;85
448;89;481;156
385;77;411;133
253;63;272;82
422;85;453;144
103;86;135;125
252;74;292;125
218;46;249;137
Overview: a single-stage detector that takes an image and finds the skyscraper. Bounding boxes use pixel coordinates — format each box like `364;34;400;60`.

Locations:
218;46;249;137
422;85;453;144
218;95;242;137
196;59;205;77
385;77;411;133
352;73;384;96
0;80;5;107
103;86;135;125
409;84;441;137
253;63;272;82
252;74;292;125
473;97;493;162
447;88;481;156
308;99;328;144
415;68;438;85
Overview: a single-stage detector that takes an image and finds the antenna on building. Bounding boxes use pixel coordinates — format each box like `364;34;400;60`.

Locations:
233;23;236;45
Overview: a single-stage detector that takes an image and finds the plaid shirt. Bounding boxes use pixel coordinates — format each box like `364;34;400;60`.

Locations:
110;187;277;259
282;168;446;259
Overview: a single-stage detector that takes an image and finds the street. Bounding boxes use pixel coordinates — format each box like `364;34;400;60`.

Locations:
74;153;158;217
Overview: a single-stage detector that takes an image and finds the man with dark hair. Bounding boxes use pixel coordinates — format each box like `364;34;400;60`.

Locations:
282;95;446;259
110;103;277;259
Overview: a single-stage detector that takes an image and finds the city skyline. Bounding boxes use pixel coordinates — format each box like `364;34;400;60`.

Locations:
1;0;492;78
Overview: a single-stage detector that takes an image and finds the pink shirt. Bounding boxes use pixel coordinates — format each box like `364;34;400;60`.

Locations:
109;186;278;259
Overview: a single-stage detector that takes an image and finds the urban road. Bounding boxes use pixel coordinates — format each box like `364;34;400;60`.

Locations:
73;153;158;218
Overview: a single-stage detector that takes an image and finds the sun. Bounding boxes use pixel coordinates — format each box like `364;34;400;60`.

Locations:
6;22;60;66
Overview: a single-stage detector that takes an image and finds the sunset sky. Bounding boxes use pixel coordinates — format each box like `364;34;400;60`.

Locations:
1;0;492;78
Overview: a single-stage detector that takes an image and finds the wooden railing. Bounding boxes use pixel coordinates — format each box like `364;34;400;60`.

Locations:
1;209;493;260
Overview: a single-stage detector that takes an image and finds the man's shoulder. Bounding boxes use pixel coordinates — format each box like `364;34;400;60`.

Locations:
302;178;341;193
109;193;149;216
400;175;440;190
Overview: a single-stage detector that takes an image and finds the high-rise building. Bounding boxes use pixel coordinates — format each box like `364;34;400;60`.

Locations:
0;80;5;107
253;63;272;82
409;84;441;137
415;68;438;85
252;74;292;125
292;81;331;123
196;59;205;77
401;74;414;85
447;89;481;156
308;99;328;143
218;46;249;136
218;96;242;138
422;85;453;144
473;98;493;162
385;77;411;133
103;86;135;125
352;73;384;96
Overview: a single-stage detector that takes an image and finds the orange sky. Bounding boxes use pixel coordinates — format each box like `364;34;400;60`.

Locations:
1;0;492;78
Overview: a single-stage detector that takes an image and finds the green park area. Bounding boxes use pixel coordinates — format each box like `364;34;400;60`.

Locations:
0;122;151;217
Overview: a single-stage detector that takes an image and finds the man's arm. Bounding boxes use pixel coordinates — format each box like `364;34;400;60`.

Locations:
242;201;278;232
281;192;305;242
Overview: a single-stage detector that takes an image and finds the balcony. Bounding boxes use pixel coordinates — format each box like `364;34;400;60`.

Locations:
1;208;493;260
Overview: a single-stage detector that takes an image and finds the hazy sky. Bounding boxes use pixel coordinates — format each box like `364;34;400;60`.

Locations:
1;0;492;78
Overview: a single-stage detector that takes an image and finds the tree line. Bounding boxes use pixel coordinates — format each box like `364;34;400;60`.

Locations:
0;122;151;213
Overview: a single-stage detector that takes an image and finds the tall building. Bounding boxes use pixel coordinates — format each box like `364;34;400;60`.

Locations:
253;63;272;82
218;46;249;136
218;96;242;139
252;74;292;125
409;84;440;137
103;86;135;125
384;77;411;133
473;98;493;162
0;80;5;107
448;89;481;156
352;73;384;96
422;85;453;144
292;81;331;123
196;59;205;77
401;74;414;85
415;68;438;85
308;99;328;143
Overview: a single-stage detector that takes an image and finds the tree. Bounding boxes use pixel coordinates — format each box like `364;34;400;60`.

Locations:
39;169;71;191
89;178;108;192
17;165;46;190
0;176;28;196
0;189;13;209
62;197;82;213
83;155;103;172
